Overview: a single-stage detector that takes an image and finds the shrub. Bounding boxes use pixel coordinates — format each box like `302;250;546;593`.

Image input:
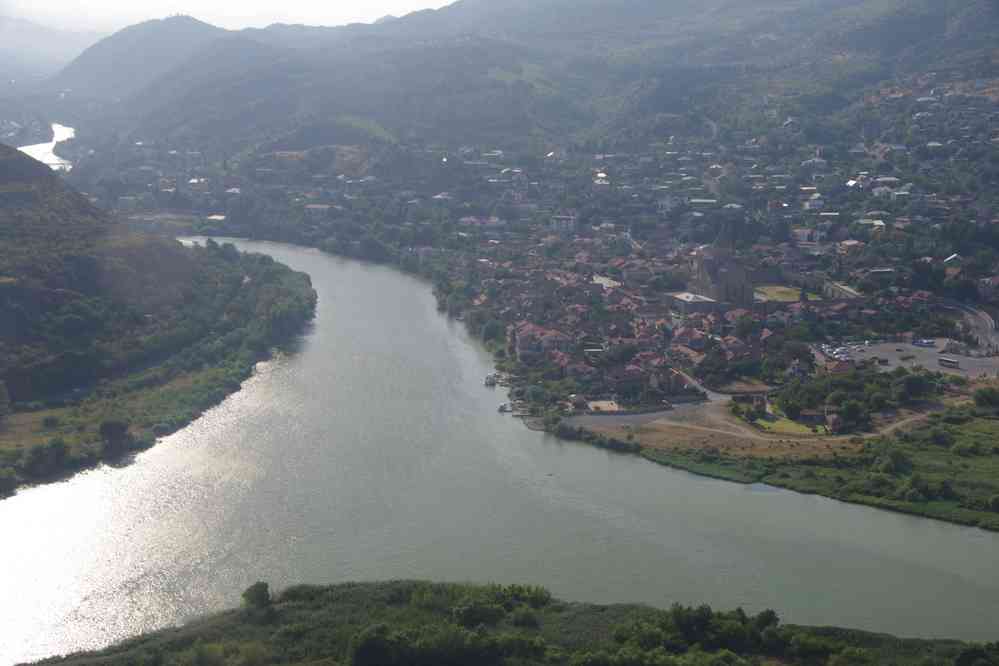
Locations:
0;380;10;424
929;429;954;447
351;624;402;666
875;449;911;475
242;582;271;609
453;601;506;627
974;387;999;409
511;608;540;629
0;467;18;494
952;443;980;457
829;647;876;665
100;420;132;457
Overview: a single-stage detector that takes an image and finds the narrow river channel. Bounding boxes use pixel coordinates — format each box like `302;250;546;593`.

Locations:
17;124;75;172
1;240;998;664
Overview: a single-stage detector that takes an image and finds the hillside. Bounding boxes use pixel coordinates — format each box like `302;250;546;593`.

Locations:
47;16;226;99
0;145;317;495
36;581;999;666
40;0;999;152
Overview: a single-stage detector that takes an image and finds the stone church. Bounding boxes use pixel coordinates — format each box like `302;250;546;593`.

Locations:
689;246;755;307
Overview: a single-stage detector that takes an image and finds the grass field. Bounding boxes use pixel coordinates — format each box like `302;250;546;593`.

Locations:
755;285;823;302
753;415;826;435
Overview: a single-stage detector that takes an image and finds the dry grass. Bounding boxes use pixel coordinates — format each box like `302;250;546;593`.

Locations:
0;409;71;451
755;285;822;302
587;402;863;460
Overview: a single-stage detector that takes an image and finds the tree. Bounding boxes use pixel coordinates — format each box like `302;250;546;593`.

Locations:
975;387;999;409
0;467;17;495
735;316;757;340
481;320;505;342
827;391;849;408
526;386;547;404
895;373;932;403
351;624;402;666
829;647;875;665
0;381;9;425
840;400;865;426
782;400;802;421
100;420;129;444
242;582;271;609
100;420;131;456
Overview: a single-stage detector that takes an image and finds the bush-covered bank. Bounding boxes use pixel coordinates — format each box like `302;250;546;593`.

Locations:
0;240;317;497
39;580;997;666
0;145;317;496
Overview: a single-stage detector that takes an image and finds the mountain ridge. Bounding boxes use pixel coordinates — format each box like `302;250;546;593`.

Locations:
37;1;999;152
47;15;227;99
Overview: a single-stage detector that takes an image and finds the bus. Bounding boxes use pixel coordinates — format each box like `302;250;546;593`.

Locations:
939;357;961;369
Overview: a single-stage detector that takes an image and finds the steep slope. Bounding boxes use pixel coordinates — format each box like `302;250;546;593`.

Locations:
0;144;317;494
120;31;589;150
0;144;315;403
0;143;194;400
48;16;226;99
122;35;305;148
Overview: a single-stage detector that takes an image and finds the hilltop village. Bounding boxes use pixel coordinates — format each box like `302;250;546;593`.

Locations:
55;71;999;435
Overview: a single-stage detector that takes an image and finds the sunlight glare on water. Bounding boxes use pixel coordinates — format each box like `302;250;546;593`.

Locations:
2;240;999;665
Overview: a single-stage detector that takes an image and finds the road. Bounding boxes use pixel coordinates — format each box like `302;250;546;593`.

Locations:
858;341;999;379
941;300;999;353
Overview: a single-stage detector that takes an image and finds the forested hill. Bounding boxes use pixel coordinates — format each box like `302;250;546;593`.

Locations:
37;581;999;666
0;143;107;256
0;145;317;495
46;16;226;99
38;0;999;151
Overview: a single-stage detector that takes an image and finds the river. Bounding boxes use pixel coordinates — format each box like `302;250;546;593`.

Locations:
1;239;998;664
17;124;75;172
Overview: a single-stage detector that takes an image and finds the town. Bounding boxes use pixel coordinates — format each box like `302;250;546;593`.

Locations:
7;3;999;663
47;68;999;440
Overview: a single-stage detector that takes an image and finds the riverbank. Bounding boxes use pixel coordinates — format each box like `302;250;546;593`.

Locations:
583;399;999;532
173;227;999;533
0;241;317;497
39;580;991;666
7;238;999;662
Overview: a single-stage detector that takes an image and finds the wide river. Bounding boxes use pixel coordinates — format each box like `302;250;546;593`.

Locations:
2;240;998;664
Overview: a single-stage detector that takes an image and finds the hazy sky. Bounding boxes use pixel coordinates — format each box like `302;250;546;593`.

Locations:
2;0;453;32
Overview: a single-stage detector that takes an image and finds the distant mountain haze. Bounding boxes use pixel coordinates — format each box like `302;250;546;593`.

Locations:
0;16;102;82
38;0;999;152
2;0;452;31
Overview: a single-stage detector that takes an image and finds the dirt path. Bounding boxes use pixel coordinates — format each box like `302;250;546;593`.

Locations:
584;400;945;461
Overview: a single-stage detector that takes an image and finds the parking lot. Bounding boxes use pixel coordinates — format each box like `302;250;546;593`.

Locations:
821;340;999;379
